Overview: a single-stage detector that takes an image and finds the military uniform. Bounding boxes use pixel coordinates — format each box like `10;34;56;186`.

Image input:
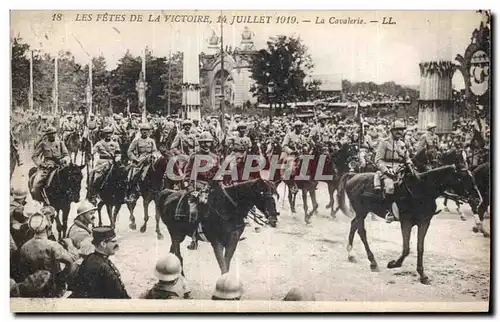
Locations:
31;130;69;199
126;126;157;200
89;135;121;197
309;124;330;143
61;119;76;142
171;130;198;155
71;252;130;299
375;135;410;194
140;277;191;299
416;131;439;154
67;220;94;256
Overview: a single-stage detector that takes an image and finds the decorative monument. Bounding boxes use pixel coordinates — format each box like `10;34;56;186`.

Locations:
182;28;201;120
417;61;456;133
200;26;258;110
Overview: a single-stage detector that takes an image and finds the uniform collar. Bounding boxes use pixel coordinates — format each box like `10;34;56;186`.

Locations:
73;219;92;234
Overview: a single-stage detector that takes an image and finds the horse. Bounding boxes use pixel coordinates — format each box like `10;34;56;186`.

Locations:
64;131;81;164
336;163;482;284
28;163;85;240
469;162;490;238
125;153;170;240
156;178;280;276
153;123;177;153
87;160;129;228
412;146;440;172
282;142;320;225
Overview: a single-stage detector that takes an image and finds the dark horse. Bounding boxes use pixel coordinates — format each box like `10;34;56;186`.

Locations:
126;154;170;240
28;163;85;240
337;163;481;284
156;178;280;275
470;162;490;238
87;160;129;228
64;131;81;164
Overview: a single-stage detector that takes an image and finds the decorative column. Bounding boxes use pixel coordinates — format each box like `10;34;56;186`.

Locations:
417;61;455;133
182;24;201;121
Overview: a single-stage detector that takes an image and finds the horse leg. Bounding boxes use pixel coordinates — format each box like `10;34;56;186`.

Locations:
357;216;379;271
443;197;450;212
474;202;490;238
61;205;71;239
105;203;114;227
416;219;431;284
140;197;151;233
112;203;123;228
326;182;335;209
302;189;310;225
224;231;243;273
54;210;63;241
170;237;186;276
97;201;105;226
347;217;358;263
307;188;319;222
127;202;137;230
212;241;228;274
288;186;296;214
457;201;467;221
388;219;412;269
155;204;164;240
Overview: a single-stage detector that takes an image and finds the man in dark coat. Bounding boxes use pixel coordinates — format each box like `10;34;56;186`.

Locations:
70;226;130;299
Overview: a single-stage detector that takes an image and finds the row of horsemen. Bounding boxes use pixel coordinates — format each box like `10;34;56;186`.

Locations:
18;107;478;226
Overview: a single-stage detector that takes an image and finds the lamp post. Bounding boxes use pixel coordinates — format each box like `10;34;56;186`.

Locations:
268;81;275;124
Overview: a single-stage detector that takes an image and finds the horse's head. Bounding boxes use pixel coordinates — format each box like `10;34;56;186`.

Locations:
58;163;85;203
250;179;280;227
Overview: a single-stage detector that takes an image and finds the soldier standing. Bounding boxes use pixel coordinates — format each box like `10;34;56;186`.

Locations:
67;200;97;257
374;120;413;223
70;226;130;299
416;122;439;154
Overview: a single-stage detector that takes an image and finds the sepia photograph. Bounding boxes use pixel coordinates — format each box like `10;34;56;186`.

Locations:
9;9;491;312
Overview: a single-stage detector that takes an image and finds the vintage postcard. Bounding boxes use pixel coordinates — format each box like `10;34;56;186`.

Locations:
9;10;491;312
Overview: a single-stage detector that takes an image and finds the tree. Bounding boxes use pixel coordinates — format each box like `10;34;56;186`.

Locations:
57;51;87;114
249;35;315;105
32;51;55;113
11;37;31;109
159;51;183;115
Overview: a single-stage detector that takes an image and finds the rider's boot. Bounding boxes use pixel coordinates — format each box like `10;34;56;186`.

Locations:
124;170;138;203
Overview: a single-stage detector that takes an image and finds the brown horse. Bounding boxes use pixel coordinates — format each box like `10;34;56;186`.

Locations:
156;178;279;276
336;164;481;284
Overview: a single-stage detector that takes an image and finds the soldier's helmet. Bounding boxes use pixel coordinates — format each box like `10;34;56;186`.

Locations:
139;123;152;131
45;126;57;135
182;119;193;126
292;120;304;128
390;120;406;131
12;186;28;200
102;126;114;134
28;212;48;233
236;123;247;130
427;122;437;130
67;115;73;119
234;114;242;120
41;115;48;120
198;132;214;142
154;254;182;282
213;272;243;300
76;200;97;218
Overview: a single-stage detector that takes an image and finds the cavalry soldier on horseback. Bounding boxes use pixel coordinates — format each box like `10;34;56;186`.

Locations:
182;131;220;249
374;120;413;223
126;123;157;202
31;126;70;201
171;119;197;155
61;115;77;142
226;124;251;181
88;127;121;202
416;122;439;155
309;113;330;143
282;120;308;193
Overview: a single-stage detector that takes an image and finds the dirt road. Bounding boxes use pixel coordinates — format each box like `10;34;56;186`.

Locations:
12;149;490;302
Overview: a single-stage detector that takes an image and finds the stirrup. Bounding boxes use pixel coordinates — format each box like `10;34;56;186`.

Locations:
385;212;396;223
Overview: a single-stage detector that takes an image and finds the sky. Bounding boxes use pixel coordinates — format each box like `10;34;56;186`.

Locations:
10;10;484;87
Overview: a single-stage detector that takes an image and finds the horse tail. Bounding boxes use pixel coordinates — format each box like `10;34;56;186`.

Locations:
337;172;356;218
